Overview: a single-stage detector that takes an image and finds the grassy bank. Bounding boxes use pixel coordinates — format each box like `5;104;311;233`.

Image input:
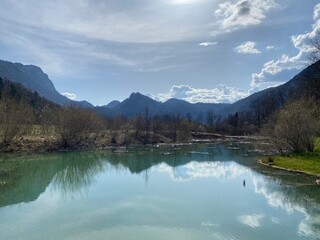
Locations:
261;142;320;176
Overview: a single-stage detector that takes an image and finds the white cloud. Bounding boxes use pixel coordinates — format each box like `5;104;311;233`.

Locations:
238;214;265;228
234;41;261;54
153;84;249;103
214;0;277;31
251;3;320;89
251;53;305;87
313;3;320;21
62;92;77;100
266;45;278;51
199;42;218;47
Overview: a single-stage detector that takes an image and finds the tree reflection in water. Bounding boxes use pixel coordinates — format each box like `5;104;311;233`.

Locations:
51;152;105;196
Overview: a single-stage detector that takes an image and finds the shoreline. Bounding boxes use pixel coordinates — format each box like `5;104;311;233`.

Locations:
258;158;320;177
0;134;259;154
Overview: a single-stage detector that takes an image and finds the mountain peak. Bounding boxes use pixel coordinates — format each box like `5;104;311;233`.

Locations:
129;92;145;99
0;59;93;108
106;100;121;109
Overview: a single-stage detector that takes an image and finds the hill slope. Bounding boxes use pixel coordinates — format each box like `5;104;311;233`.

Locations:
0;76;60;122
0;60;92;108
222;60;320;115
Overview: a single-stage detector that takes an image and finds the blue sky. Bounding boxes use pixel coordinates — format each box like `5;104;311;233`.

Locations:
0;0;319;105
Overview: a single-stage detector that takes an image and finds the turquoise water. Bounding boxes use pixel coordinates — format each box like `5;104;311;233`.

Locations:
0;143;319;240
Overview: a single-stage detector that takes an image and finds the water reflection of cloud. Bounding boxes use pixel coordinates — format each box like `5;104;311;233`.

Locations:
253;176;320;239
201;221;219;228
238;214;265;228
298;216;320;239
271;217;280;224
253;177;303;213
156;161;250;182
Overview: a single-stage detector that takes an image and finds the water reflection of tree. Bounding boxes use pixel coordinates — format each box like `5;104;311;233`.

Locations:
0;152;106;206
0;153;63;207
51;152;104;196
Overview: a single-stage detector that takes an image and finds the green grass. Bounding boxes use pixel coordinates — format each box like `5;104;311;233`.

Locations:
262;138;320;175
315;138;320;151
260;139;320;175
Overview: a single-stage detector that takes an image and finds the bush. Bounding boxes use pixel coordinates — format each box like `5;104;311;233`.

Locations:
261;98;320;153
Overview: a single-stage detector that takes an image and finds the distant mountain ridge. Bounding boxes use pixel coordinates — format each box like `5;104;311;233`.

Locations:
0;60;93;108
103;92;229;119
1;58;320;121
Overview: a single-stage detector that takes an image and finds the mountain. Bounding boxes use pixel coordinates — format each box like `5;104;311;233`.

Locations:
222;60;320;116
0;60;93;108
106;100;121;109
108;92;229;119
0;77;60;122
162;98;228;117
113;92;162;117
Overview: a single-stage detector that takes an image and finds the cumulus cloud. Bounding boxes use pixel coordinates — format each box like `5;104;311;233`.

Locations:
234;41;261;54
62;92;77;100
251;3;320;89
153;84;248;103
214;0;277;31
199;42;218;47
313;3;320;21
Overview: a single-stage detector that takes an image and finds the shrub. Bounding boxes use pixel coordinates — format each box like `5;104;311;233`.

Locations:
261;98;320;153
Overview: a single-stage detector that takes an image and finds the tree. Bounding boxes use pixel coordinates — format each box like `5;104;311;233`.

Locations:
250;91;279;128
0;97;34;149
172;113;181;142
228;112;239;135
54;106;102;148
206;110;215;131
261;98;320;153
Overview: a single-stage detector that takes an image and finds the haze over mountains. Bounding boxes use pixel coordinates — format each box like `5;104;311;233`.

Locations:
0;59;319;120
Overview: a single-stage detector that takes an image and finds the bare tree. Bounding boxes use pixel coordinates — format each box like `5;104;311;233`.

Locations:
206;110;215;131
54;106;102;148
0;97;34;149
261;98;320;153
172;113;181;142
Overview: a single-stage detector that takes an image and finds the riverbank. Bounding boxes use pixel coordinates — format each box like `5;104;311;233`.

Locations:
260;146;320;176
0;131;258;154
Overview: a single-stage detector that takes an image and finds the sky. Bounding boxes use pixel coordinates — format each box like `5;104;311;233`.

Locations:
0;0;319;106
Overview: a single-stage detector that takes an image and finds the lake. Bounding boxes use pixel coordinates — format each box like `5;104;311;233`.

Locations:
0;142;319;240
